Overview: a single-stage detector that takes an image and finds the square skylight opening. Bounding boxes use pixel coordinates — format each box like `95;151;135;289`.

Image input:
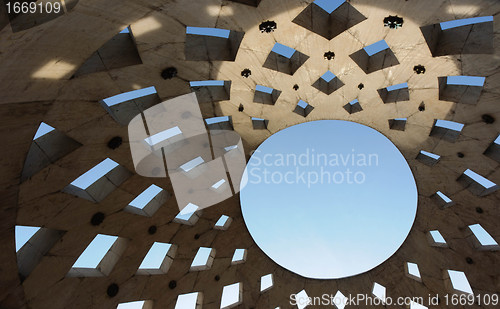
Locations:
321;71;336;82
117;301;152;309
186;27;230;38
446;76;485;87
332;291;348;309
272;43;296;59
175;292;203;309
129;185;163;210
364;40;390;56
395;118;407;121
440;16;494;30
295;290;311;309
372;283;386;303
231;249;247;265
221;282;242;309
137;242;176;274
180;157;205;173
255;85;274;94
15;226;41;252
190;80;226;87
297;100;309;109
103;86;157;107
313;0;345;14
463;169;497;189
468;224;499;250
435;120;464;132
70;158;119;190
260;274;274;293
190;247;216;271
214;215;232;230
447;270;473;295
174;203;201;225
33;122;55;140
420;150;440;161
405;262;422;282
428;230;447;247
386;82;408;92
144;126;182;147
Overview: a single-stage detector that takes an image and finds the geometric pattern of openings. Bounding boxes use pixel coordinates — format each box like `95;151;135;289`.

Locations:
100;86;160;126
67;234;128;277
421;16;494;57
137;242;177;275
263;43;309;75
62;158;132;203
74;26;142;77
312;71;344;95
4;1;500;308
125;184;169;217
21;122;81;181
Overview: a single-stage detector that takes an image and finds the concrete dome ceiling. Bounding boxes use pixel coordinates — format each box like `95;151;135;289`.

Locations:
0;0;499;308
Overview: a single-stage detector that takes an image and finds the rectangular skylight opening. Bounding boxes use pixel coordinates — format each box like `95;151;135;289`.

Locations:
144;126;182;147
175;292;203;309
252;117;265;121
231;249;247;265
117;301;152;309
435;120;464;132
180;157;205;173
386;82;408;92
72;234;118;269
364;40;390;56
260;274;274;293
440;16;494;30
255;85;274;94
190;247;215;271
15;226;41;252
420;150;441;160
174;203;200;225
211;179;226;190
333;291;348;309
272;43;296;59
33;122;55;140
186;27;230;38
129;185;163;210
103;86;157;107
70;158;119;190
436;191;452;204
447;270;473;295
463;169;497;189
221;282;243;309
190;80;225;87
394;118;407;121
321;71;336;82
468;224;499;249
295;290;311;309
446;76;485;87
138;242;176;274
372;283;386;303
205;116;230;125
349;99;359;105
314;0;345;14
214;215;232;230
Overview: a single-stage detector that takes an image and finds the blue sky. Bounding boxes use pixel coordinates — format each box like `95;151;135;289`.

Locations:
321;71;336;82
314;0;345;14
364;40;389;56
240;120;418;279
272;43;296;58
186;27;230;38
440;16;493;30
